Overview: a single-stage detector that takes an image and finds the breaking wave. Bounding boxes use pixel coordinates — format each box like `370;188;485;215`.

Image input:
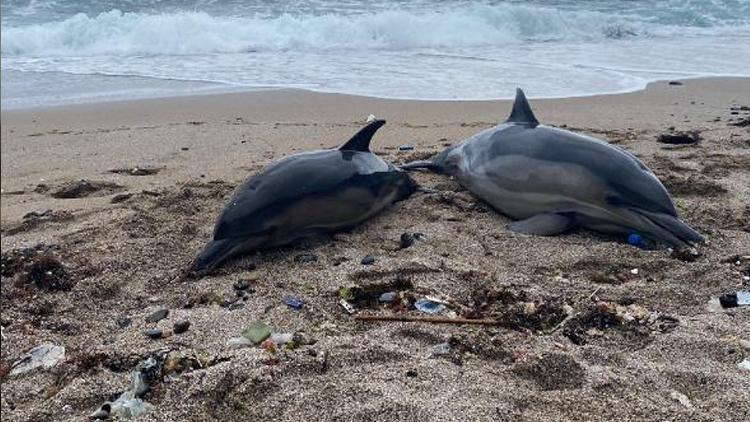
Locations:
1;4;655;56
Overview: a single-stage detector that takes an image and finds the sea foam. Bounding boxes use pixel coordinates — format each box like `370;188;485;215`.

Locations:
1;5;649;56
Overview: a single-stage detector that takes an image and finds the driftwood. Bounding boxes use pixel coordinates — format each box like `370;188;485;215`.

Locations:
354;314;500;326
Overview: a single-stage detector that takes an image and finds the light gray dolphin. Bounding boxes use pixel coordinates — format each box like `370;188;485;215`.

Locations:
403;89;702;248
191;120;416;272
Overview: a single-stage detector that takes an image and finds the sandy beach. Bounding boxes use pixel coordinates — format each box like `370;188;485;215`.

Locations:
1;78;749;421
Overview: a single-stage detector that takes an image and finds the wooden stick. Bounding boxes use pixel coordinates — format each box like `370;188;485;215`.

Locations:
354;314;501;326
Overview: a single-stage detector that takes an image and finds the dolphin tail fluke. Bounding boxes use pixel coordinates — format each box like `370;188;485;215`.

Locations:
190;238;242;273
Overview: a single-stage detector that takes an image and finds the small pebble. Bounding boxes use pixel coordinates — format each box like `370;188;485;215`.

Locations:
116;316;131;328
399;233;415;249
361;255;375;265
173;320;191;334
228;302;245;311
378;291;397;303
406;369;418;377
398;144;414;151
145;329;163;339
144;308;169;323
283;295;304;310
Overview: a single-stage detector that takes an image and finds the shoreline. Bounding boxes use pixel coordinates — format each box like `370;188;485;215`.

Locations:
1;75;749;421
3;74;750;113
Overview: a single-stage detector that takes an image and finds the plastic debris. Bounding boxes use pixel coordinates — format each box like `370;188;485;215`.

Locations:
92;353;163;419
339;299;357;314
627;233;656;249
627;233;642;246
738;358;750;371
10;344;65;376
378;291;397;303
670;391;693;408
398;144;414;151
414;298;446;314
242;321;271;345
719;291;750;308
271;332;295;346
428;342;451;358
283;295;304;310
227;336;254;349
366;114;376;123
110;397;155;419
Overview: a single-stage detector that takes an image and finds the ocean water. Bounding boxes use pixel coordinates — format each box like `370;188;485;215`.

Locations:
2;0;750;109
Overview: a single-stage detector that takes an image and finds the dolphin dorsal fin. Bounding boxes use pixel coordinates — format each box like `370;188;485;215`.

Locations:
339;119;386;152
506;88;539;128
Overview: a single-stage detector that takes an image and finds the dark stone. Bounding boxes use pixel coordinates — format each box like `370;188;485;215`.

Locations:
399;233;415;249
398;144;415;151
181;147;189;151
719;292;738;308
668;81;683;86
145;308;169;323
173;320;191;334
145;328;163;339
657;131;700;145
116;316;131;328
361;255;375;265
406;369;418;377
228;302;245;311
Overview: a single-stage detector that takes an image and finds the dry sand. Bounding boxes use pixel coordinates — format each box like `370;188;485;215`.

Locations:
1;78;749;421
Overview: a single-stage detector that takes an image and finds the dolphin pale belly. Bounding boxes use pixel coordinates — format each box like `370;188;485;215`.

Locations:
403;89;702;248
192;120;416;272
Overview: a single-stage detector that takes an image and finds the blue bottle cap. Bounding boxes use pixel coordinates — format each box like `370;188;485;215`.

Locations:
627;233;642;246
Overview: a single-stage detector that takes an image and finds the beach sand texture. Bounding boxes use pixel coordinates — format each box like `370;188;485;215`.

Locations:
1;78;749;421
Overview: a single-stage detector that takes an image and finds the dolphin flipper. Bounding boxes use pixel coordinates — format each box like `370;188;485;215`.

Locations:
509;213;574;235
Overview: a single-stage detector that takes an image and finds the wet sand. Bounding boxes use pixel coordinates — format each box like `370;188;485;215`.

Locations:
1;78;749;421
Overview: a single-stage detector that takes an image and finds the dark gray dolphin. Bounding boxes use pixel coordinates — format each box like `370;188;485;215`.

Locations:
403;89;702;248
191;120;416;272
